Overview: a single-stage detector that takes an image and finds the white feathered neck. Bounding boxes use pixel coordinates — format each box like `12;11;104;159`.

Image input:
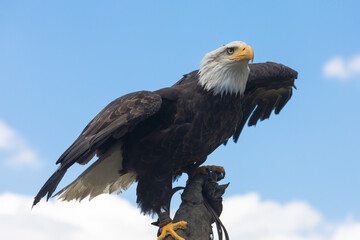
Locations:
198;42;250;96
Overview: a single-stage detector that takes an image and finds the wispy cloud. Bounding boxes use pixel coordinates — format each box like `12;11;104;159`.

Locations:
0;120;42;168
323;54;360;80
1;192;360;240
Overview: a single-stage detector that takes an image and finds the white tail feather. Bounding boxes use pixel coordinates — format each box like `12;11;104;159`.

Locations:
55;142;137;202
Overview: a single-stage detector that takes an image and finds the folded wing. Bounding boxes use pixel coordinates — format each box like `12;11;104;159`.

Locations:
33;91;162;206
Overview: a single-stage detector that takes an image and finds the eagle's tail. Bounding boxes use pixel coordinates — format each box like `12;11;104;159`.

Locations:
54;142;137;202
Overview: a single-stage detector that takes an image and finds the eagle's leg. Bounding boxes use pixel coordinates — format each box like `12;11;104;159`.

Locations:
155;189;187;240
137;171;187;240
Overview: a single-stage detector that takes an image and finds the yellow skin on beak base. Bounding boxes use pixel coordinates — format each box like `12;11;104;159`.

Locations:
228;45;254;63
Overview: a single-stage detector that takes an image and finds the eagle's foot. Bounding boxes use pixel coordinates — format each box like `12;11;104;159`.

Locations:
158;221;187;240
192;165;225;177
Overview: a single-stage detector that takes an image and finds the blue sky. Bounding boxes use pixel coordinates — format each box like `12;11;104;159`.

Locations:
1;1;360;238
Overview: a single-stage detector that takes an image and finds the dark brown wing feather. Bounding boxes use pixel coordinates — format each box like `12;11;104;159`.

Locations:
232;62;298;142
57;91;162;166
33;91;162;206
174;62;298;143
173;70;199;86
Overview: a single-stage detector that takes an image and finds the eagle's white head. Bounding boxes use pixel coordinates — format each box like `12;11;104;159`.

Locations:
199;41;254;96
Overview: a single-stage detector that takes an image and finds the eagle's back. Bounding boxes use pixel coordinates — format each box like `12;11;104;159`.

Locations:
122;81;243;176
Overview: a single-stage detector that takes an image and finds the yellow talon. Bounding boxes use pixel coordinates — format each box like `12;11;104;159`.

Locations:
158;221;187;240
192;165;225;177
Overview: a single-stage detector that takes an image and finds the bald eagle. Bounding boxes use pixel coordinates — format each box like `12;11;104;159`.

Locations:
33;41;297;240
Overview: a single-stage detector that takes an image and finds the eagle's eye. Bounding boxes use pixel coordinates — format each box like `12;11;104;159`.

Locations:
226;48;235;55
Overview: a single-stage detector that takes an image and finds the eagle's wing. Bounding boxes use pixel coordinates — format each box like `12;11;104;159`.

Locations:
232;62;298;142
57;91;162;166
33;91;162;206
173;70;199;86
173;62;298;143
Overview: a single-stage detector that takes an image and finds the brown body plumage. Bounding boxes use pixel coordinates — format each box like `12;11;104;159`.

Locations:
33;41;299;240
33;61;297;216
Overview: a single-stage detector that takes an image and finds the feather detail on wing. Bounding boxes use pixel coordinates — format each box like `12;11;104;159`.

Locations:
173;70;200;86
33;91;162;206
232;62;298;142
55;142;137;202
173;62;298;143
57;91;163;166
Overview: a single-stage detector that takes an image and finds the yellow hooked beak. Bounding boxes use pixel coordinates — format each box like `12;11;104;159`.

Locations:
229;45;254;63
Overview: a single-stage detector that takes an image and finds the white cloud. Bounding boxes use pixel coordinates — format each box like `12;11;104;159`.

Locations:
349;55;360;75
222;194;319;238
0;120;42;168
221;193;326;240
1;192;360;240
331;222;360;240
323;54;360;80
0;193;154;240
